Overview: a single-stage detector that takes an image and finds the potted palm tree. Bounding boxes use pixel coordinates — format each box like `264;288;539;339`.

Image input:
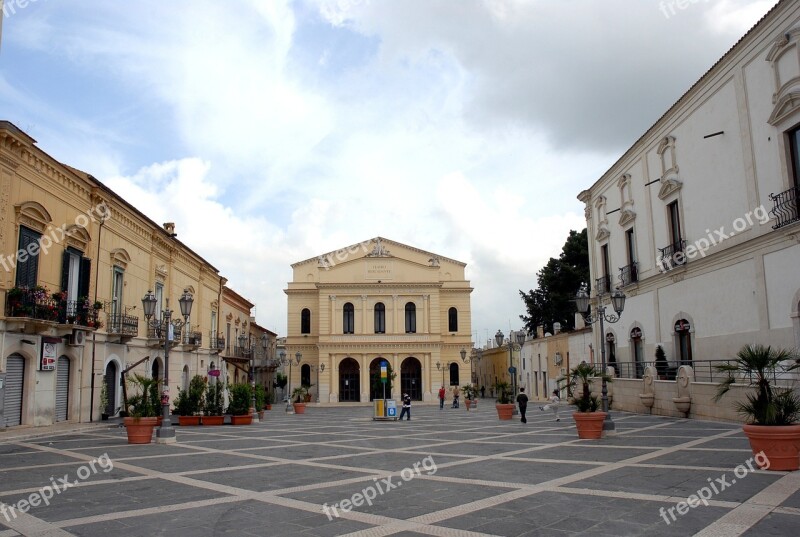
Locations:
462;384;478;410
124;374;159;444
203;381;224;425
494;381;514;420
714;344;800;471
227;383;253;425
566;362;611;439
292;386;307;414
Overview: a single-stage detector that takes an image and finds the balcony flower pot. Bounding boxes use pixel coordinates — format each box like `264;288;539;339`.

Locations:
123;417;158;444
202;415;224;426
715;344;800;471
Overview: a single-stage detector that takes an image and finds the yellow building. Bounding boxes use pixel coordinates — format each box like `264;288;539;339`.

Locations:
0;121;260;427
285;237;473;403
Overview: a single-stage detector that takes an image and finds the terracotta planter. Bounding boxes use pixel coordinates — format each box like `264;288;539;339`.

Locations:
202;415;224;426
293;402;306;414
257;410;265;420
743;424;800;471
265;404;272;411
123;417;158;444
465;399;477;410
231;415;253;425
573;412;607;439
495;403;515;420
178;416;201;426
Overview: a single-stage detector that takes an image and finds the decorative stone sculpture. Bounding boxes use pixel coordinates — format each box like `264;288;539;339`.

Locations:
639;365;657;411
673;365;694;416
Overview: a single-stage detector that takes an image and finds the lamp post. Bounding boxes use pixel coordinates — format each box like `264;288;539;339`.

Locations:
284;350;302;412
435;361;446;387
239;333;258;423
574;285;626;432
460;347;481;386
316;363;325;402
495;329;525;414
141;288;193;444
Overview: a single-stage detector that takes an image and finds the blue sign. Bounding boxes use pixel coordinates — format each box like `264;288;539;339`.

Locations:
508;366;517;374
386;399;397;417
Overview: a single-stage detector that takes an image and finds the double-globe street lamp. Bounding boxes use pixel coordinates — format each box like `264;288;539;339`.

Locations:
238;333;259;423
460;347;481;386
574;285;626;432
141;288;194;444
495;329;525;406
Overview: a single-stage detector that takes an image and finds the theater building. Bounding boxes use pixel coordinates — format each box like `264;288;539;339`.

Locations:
285;237;473;403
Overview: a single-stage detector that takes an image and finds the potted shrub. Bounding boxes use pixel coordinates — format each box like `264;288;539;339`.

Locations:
123;374;159;444
227;383;253;425
494;381;514;420
462;384;478;410
714;344;800;471
175;375;205;426
655;345;669;380
265;389;275;410
203;381;225;425
254;384;267;419
566;362;611;439
302;383;315;403
292;386;307;414
99;381;110;421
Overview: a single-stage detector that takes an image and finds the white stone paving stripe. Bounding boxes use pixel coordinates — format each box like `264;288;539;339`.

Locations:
0;502;75;537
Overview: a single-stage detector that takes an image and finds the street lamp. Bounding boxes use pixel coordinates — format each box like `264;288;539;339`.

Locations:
316;363;325;402
435;361;446;387
461;347;481;386
284;351;302;412
574;285;626;432
239;333;259;423
141;288;193;444
495;329;525;414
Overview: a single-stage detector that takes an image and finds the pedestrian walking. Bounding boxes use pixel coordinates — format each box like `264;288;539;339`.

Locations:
438;386;446;409
539;389;561;421
452;386;460;408
480;385;485;399
516;387;529;423
398;393;412;421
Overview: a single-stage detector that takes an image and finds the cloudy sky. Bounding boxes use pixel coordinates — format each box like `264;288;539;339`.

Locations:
0;0;777;343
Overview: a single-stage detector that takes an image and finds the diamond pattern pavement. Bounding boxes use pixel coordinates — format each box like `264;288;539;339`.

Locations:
1;405;799;536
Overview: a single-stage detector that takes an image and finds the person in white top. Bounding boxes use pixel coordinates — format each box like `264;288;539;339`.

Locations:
539;389;560;421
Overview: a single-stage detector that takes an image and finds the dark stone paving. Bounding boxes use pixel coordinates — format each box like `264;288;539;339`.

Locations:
0;405;798;537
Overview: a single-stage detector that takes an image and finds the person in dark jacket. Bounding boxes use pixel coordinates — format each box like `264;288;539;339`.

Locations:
516;387;529;423
398;393;411;421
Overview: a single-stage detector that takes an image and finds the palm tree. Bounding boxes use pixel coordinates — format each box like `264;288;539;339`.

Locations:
714;344;800;425
563;362;612;412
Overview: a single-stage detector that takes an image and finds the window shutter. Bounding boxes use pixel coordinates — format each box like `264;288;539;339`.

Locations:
79;257;91;298
15;227;41;288
60;250;70;292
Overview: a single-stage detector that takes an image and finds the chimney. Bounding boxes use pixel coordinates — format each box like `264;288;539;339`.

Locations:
553;322;562;335
163;222;176;237
536;325;544;339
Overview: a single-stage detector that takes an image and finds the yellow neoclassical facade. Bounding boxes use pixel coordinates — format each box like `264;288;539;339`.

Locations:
0;121;262;428
285;237;473;403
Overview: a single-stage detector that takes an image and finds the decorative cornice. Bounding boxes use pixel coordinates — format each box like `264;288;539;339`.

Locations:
595;226;610;242
618;208;636;227
658;178;682;200
768;90;800;125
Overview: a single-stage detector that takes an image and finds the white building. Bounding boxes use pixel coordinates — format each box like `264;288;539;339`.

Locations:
578;0;800;380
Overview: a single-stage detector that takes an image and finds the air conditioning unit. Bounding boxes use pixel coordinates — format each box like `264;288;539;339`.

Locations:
68;330;86;347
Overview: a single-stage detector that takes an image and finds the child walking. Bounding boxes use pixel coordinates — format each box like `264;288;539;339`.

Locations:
540;389;561;421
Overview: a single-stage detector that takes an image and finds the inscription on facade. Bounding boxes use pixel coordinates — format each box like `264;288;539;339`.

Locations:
365;260;393;280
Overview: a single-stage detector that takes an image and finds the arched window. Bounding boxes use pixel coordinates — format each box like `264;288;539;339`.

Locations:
301;308;311;334
343;302;355;334
405;302;416;333
449;363;459;386
448;307;458;332
675;319;693;366
374;302;386;334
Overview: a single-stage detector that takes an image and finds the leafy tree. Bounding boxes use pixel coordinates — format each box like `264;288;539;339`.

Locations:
519;229;590;336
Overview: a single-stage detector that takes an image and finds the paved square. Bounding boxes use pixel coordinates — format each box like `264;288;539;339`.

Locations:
1;405;799;536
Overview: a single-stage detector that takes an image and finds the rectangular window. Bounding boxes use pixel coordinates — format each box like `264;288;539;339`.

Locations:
601;244;611;293
625;229;636;265
15;226;41;288
668;201;681;245
226;322;231;353
790;127;800;189
154;282;164;321
111;268;124;316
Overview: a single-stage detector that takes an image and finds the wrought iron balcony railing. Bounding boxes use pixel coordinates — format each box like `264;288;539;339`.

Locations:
658;239;687;271
186;331;202;346
5;289;99;328
209;333;225;350
769;186;799;230
108;313;139;337
233;346;253;359
145;319;180;342
619;262;638;287
595;275;611;294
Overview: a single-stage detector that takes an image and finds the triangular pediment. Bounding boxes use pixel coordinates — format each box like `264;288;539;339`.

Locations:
618;208;636;227
658;178;682;200
595;226;610;242
295;237;464;269
768;90;800;126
